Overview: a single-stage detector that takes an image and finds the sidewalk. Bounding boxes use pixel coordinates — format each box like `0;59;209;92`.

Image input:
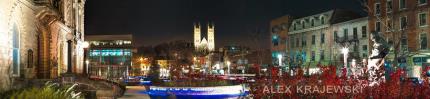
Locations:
119;86;150;99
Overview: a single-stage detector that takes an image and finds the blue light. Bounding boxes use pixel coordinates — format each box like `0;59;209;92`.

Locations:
143;85;248;99
272;35;278;40
89;49;132;56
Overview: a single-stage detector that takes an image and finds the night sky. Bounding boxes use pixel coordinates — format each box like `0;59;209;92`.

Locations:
85;0;365;49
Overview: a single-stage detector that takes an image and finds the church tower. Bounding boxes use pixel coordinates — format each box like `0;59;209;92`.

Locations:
207;22;215;51
194;22;201;49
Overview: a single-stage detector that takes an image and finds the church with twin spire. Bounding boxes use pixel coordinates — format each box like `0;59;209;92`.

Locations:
194;22;215;51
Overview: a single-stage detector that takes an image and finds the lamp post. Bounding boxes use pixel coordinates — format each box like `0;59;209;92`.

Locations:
85;60;89;76
277;54;283;66
83;41;89;76
227;61;231;75
341;47;349;77
277;54;283;76
66;33;74;74
193;57;197;73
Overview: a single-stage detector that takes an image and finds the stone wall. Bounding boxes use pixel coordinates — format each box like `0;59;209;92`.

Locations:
0;0;39;91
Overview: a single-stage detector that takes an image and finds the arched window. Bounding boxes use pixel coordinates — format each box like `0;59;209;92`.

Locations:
311;19;315;26
293;23;297;30
27;49;33;68
302;21;305;28
12;23;20;76
320;16;325;24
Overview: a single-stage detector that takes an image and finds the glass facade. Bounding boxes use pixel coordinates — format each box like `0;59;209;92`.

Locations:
86;37;133;81
88;48;132;80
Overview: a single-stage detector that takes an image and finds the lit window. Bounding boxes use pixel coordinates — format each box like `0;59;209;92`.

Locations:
272;35;279;46
12;24;19;76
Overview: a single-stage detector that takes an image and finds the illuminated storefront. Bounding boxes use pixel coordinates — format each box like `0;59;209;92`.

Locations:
85;35;134;80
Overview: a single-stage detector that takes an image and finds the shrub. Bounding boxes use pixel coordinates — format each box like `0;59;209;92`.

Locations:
8;82;82;99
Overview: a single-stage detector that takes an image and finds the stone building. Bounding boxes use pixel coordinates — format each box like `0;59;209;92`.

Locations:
0;0;85;91
331;17;369;76
194;22;216;52
367;0;430;78
331;17;369;59
286;9;362;73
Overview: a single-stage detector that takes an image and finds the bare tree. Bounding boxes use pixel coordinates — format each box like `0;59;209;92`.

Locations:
358;0;418;68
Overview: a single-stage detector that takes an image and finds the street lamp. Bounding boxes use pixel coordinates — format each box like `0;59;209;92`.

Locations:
341;47;349;77
83;41;89;76
277;54;283;76
277;54;283;66
83;41;89;48
227;61;231;75
85;60;89;75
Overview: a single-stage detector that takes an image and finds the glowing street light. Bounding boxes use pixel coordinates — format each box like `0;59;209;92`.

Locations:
341;47;349;54
341;47;349;77
83;41;90;48
277;54;283;66
226;61;231;75
85;60;89;75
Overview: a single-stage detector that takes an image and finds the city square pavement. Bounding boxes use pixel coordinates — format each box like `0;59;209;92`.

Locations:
119;86;150;99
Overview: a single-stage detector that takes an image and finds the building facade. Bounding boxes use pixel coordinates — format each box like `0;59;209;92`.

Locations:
270;15;291;68
286;10;362;74
220;45;250;74
0;0;85;91
85;34;133;80
194;22;215;51
331;17;369;76
367;0;430;78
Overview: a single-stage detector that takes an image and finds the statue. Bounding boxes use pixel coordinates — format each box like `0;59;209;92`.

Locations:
369;32;390;59
367;31;389;86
